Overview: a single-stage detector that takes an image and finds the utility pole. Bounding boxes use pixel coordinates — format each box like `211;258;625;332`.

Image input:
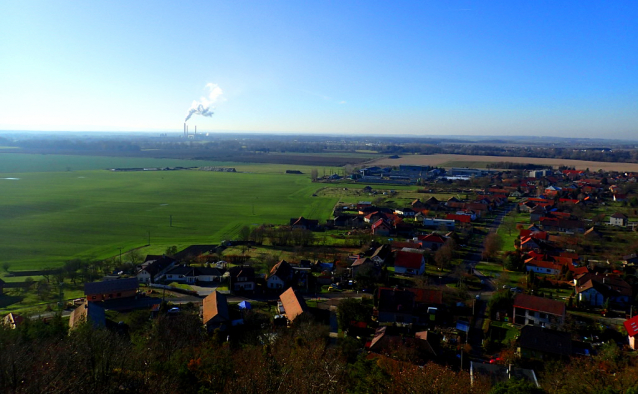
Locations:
119;247;122;264
148;231;151;246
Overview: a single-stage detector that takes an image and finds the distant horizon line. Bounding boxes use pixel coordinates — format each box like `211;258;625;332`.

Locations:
0;129;637;143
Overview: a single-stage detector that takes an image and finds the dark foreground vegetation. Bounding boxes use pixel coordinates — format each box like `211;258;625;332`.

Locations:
3;308;638;394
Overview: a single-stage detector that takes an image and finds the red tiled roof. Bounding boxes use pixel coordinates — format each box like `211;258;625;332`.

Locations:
417;234;446;244
280;287;308;322
409;288;443;304
513;294;566;317
394;251;424;269
203;291;229;325
624;315;638;337
446;214;472;223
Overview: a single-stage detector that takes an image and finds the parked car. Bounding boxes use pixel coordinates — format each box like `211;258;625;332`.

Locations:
509;287;522;293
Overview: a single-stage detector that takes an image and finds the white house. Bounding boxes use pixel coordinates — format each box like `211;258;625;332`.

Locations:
394;251;425;276
524;260;561;276
610;213;628;227
267;260;293;290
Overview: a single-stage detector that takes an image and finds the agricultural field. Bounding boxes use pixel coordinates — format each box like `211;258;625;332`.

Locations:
0;153;344;175
315;185;459;207
369;154;638;172
0;154;341;271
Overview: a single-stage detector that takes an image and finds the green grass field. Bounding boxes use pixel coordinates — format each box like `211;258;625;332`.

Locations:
0;153;342;175
0;155;341;271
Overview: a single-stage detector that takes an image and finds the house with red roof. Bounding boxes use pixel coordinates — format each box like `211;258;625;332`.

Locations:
279;287;308;324
371;218;392;236
624;315;638;350
513;294;566;329
524;260;561;276
416;233;447;251
394;251;425;275
446;213;472;223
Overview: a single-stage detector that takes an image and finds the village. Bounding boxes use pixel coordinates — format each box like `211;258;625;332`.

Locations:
4;165;638;392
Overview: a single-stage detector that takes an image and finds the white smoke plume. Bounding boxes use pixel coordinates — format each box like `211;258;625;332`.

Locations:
185;83;224;122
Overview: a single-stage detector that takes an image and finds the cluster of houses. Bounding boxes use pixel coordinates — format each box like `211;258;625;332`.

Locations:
517;224;634;311
331;189;508;239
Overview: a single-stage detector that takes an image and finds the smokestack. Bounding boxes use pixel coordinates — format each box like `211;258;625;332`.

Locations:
195;125;197;135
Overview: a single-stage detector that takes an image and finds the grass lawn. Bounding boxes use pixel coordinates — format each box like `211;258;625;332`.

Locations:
0;153;344;175
536;286;573;302
490;320;519;344
475;261;526;289
0;167;339;270
497;229;519;252
168;282;194;291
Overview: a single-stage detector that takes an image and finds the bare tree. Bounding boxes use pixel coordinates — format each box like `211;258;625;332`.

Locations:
482;232;503;262
501;211;518;236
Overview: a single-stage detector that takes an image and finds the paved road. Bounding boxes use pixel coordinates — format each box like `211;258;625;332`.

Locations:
455;203;514;359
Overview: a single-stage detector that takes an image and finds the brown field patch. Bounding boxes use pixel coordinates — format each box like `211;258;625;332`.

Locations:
369;154;638;172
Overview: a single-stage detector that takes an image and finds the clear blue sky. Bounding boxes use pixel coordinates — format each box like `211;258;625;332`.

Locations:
1;1;636;138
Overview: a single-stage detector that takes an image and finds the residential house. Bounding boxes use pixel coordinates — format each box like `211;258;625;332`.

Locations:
623;254;638;265
624;315;638;350
163;265;226;284
524;260;561;276
377;287;418;324
229;266;256;293
394;251;425;275
583;227;603;240
69;302;106;330
530;206;546;223
575;275;632;309
446;213;472;223
394;207;416;218
279;287;308;324
356;201;372;210
540;217;585;233
411;199;426;210
370;244;392;264
367;327;438;363
136;255;176;284
376;287;442;325
202;290;230;332
351;257;377;278
416;233;447;251
3;313;24;330
518;325;572;360
267;260;294;290
610;213;628;227
371;219;392;236
513;294;566;328
84;278;138;302
423;218;455;230
290;216;319;230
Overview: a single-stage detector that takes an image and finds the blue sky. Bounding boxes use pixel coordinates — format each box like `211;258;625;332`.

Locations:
1;1;636;138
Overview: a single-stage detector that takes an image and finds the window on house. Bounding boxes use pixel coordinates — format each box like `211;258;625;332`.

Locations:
539;313;547;319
